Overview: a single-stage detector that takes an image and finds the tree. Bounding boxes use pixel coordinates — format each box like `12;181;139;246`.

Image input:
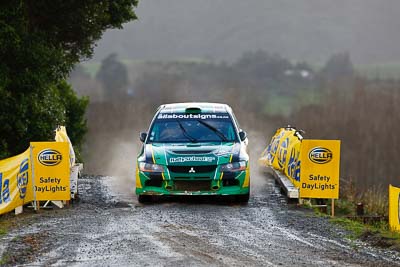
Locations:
319;52;355;81
0;1;138;158
233;50;292;82
96;53;129;99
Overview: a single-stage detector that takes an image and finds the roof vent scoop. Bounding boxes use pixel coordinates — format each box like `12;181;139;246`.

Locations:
185;107;202;114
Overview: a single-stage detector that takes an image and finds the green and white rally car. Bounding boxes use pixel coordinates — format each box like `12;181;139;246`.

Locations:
136;103;250;203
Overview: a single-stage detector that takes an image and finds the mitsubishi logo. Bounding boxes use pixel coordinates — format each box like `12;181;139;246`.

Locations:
188;167;196;173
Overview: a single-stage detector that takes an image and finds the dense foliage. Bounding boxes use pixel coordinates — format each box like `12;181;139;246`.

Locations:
0;1;138;158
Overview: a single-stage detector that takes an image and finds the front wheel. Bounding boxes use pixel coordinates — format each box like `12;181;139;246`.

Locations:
138;195;152;203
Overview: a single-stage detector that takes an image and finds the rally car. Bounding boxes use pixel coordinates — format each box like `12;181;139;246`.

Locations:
136;103;250;203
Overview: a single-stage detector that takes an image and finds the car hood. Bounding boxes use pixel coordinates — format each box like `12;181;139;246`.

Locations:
143;142;242;166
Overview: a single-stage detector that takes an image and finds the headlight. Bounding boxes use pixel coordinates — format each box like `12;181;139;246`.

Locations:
220;161;246;172
138;162;164;173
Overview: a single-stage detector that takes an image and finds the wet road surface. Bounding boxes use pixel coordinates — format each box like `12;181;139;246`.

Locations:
1;173;400;266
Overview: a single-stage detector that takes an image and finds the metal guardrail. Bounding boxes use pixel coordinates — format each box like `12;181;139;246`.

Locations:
268;167;299;199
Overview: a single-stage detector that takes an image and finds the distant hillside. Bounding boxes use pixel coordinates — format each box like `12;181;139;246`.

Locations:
92;0;400;64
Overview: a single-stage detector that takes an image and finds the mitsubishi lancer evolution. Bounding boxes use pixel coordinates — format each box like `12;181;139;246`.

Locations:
136;103;250;203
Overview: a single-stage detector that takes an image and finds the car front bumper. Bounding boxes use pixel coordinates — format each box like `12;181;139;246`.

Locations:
135;166;250;196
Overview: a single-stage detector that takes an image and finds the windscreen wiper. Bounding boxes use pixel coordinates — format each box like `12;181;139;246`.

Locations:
176;120;198;143
196;120;228;142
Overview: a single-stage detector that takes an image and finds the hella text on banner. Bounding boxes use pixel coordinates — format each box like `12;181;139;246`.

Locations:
299;140;340;199
31;142;70;201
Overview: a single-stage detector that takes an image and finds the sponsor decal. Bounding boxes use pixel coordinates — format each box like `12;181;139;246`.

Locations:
308;147;333;164
277;137;289;168
287;147;301;182
266;130;285;164
170;156;216;163
215;151;230;156
158;114;229;120
16;159;29;199
38;149;62;166
0;173;10;204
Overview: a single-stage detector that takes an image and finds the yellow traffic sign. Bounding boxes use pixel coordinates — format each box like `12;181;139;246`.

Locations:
31;142;70;201
300;140;340;199
389;185;400;232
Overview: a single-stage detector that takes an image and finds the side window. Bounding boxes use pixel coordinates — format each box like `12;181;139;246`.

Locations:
149;125;156;141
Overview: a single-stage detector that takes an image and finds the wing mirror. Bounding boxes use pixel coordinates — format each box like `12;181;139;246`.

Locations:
139;132;147;143
239;130;247;141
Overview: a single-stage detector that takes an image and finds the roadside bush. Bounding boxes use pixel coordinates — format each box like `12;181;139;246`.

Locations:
0;1;138;159
0;80;88;159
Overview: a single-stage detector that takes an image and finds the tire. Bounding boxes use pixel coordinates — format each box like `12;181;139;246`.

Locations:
235;193;250;203
138;195;152;203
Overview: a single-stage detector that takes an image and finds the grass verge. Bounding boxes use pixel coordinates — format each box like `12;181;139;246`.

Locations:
0;254;10;265
331;217;400;252
0;220;11;236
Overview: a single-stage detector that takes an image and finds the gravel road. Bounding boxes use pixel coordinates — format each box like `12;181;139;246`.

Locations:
1;171;399;267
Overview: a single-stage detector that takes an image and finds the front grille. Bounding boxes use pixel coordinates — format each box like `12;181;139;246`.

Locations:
174;181;211;191
168;165;217;173
174;177;209;180
171;150;213;154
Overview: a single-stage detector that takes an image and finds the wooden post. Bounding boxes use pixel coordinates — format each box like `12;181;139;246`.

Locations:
331;199;335;217
30;145;38;211
15;206;23;215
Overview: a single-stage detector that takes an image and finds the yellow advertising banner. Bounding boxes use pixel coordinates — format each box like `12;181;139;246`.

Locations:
31;142;70;201
299;140;341;199
0;149;33;215
55;126;76;167
259;128;284;168
259;127;302;188
389;185;400;232
272;129;293;171
283;135;302;188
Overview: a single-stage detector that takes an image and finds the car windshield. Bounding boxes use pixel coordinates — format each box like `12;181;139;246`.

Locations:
148;113;238;143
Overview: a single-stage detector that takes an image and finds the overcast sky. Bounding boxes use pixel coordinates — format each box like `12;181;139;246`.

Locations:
92;0;400;64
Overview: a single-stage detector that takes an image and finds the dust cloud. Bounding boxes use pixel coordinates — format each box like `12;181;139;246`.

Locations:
82;129;142;200
248;130;272;194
